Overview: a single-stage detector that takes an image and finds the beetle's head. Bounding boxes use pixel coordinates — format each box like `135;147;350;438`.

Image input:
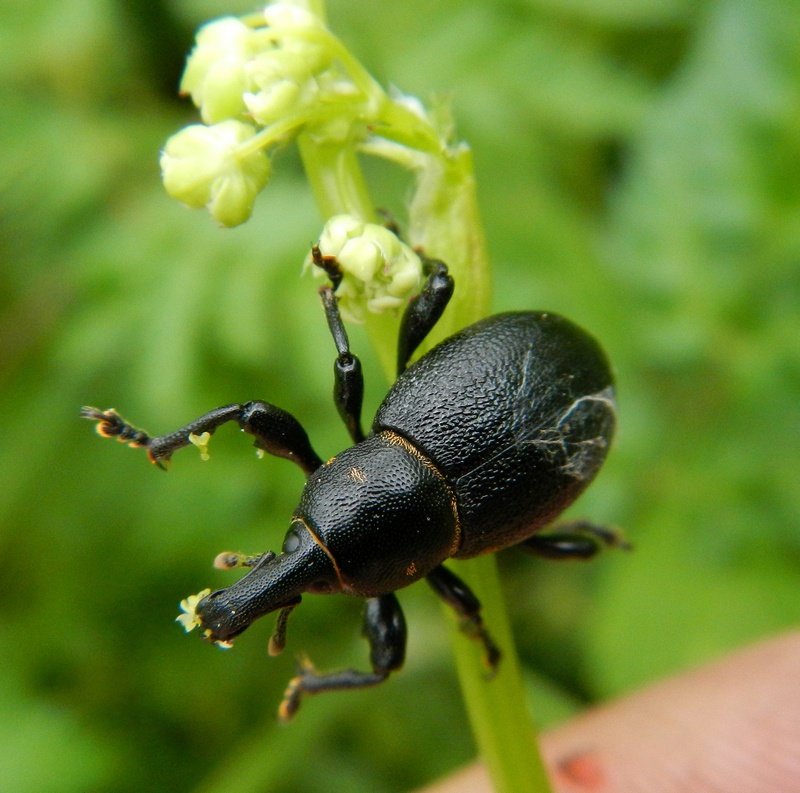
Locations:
177;519;341;647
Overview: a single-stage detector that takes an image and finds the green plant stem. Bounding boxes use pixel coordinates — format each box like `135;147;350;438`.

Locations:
449;556;553;793
297;135;376;223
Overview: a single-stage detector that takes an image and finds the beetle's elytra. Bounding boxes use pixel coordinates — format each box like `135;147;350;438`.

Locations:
82;247;625;720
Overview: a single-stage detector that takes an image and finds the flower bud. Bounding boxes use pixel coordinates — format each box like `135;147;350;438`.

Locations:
338;236;383;282
317;213;364;254
311;215;423;323
181;17;255;123
160;120;271;227
243;50;318;125
262;3;323;29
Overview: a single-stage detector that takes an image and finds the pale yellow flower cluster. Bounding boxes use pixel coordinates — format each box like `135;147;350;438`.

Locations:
161;3;357;226
310;215;423;323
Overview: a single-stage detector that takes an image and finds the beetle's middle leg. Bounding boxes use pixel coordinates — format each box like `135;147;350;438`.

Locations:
426;564;502;672
278;593;406;720
517;520;631;560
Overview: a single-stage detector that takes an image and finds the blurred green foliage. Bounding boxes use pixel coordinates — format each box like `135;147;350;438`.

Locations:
1;0;799;791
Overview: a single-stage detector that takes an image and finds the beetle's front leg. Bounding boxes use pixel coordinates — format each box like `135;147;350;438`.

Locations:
278;593;406;721
319;284;365;444
426;565;501;672
397;256;454;376
518;520;630;560
81;401;323;475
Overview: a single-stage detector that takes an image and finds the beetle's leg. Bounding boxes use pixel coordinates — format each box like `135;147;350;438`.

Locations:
319;285;365;444
426;564;502;672
278;593;406;721
311;243;344;291
80;401;323;475
518;520;631;560
268;596;302;657
397;256;454;376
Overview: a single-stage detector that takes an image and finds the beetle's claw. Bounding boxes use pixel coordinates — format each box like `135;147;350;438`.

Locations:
605;527;633;552
295;652;316;674
459;617;502;675
482;637;502;676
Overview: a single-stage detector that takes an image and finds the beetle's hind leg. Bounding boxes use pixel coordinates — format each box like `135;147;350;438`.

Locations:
278;593;406;721
426;565;501;673
518;520;631;560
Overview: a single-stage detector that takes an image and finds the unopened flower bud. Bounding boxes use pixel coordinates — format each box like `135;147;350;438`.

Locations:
243;45;323;126
160;120;271;227
311;215;423;322
181;17;256;123
262;3;322;29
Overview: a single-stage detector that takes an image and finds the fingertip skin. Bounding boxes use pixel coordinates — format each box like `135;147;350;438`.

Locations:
541;630;800;793
414;631;800;793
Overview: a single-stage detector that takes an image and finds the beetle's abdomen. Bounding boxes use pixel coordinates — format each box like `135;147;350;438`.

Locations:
374;312;616;557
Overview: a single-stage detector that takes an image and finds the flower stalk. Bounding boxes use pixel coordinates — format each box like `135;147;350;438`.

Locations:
162;3;553;791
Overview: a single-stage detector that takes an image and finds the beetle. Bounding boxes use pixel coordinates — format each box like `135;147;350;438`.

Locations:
82;245;623;720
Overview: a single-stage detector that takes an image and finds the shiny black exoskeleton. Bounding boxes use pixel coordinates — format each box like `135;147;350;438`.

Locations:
82;246;623;720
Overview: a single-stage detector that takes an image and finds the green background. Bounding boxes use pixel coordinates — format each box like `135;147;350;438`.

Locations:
2;0;799;791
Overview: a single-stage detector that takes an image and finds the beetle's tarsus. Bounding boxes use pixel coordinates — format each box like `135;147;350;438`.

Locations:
80;406;153;448
463;617;503;673
278;675;304;722
277;594;406;719
278;662;390;722
311;244;344;291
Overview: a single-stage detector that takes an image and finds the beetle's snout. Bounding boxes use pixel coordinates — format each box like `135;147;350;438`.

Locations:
176;522;340;647
176;583;264;647
194;588;251;647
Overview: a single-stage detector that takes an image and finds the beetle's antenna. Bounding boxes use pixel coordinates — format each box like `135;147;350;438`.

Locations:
214;551;274;570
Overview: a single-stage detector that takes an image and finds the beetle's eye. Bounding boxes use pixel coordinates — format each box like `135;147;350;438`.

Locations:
282;528;301;554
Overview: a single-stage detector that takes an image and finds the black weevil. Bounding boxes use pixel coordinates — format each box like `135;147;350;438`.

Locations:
82;247;624;719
